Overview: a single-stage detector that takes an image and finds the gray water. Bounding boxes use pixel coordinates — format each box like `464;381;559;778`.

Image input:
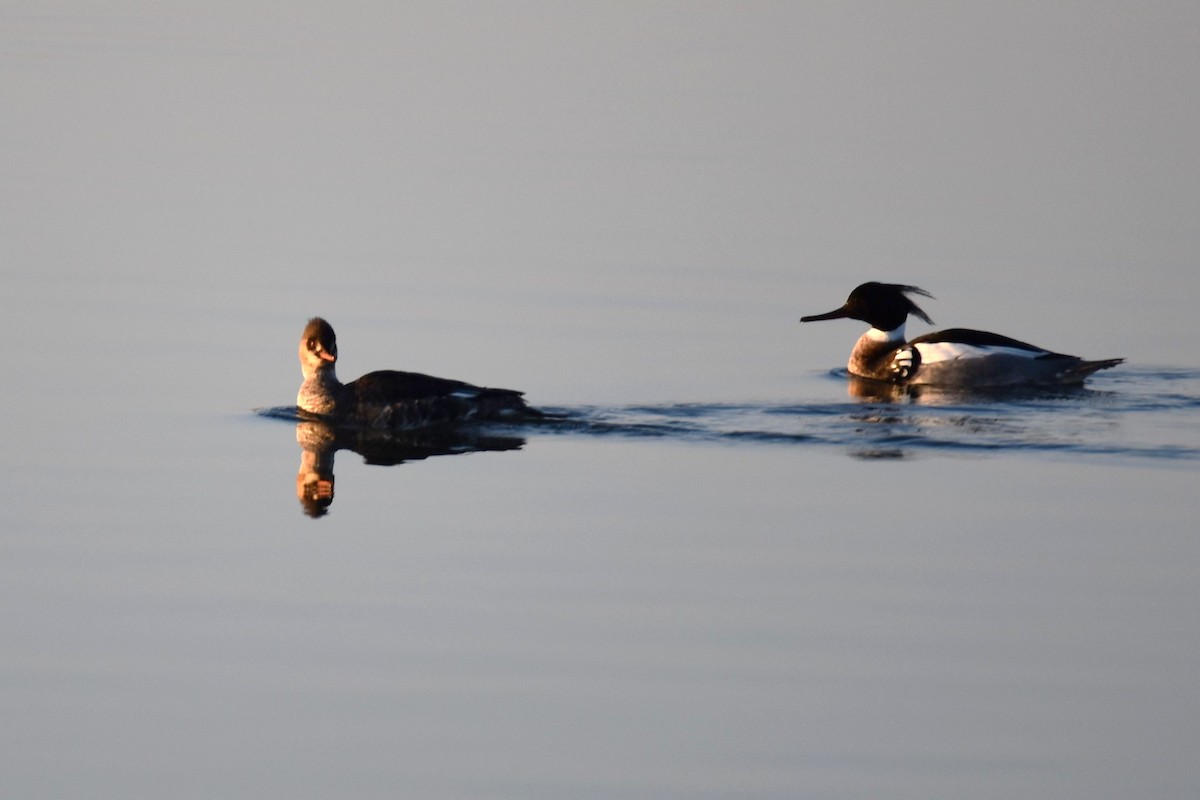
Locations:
4;4;1200;799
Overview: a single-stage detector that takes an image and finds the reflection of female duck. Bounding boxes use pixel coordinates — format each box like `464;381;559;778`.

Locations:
296;421;338;518
294;418;526;518
297;317;541;429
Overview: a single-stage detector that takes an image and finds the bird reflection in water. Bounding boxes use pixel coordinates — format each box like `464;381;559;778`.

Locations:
845;375;987;404
846;376;910;403
838;373;1113;460
845;373;1101;404
294;419;525;518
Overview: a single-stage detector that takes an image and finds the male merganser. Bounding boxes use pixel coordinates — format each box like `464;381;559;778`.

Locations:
297;317;541;429
800;282;1123;387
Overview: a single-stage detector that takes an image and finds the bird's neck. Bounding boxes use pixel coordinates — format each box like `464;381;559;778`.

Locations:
298;365;345;415
848;325;906;376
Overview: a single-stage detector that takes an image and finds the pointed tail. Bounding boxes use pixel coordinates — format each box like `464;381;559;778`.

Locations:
1062;358;1124;382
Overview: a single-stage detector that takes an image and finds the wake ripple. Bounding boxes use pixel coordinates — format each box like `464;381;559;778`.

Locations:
257;367;1200;463
532;367;1200;462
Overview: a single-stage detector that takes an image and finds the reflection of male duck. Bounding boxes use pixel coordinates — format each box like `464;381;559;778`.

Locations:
843;375;1105;403
295;419;526;518
297;317;542;430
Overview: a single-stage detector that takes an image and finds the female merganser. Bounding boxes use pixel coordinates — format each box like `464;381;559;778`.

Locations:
800;282;1123;387
297;317;541;429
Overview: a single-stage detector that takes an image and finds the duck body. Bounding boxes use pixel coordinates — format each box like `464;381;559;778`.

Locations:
297;317;540;430
802;283;1122;388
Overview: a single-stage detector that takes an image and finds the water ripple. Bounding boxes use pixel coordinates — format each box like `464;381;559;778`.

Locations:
258;366;1200;464
534;367;1200;462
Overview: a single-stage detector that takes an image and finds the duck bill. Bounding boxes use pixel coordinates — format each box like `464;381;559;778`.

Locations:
800;306;851;323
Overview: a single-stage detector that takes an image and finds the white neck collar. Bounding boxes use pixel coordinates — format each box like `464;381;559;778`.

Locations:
866;324;905;343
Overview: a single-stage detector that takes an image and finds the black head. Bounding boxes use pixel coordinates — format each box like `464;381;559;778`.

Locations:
800;282;934;332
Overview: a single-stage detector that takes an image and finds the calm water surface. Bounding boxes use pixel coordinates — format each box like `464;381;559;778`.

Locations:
4;4;1200;799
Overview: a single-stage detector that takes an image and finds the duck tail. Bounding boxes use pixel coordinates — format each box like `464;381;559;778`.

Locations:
479;388;558;420
1063;358;1124;381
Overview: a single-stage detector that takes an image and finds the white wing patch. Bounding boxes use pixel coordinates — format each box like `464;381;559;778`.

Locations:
912;342;1043;364
890;346;917;378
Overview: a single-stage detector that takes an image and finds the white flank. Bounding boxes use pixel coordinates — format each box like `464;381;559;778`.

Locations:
913;342;1044;363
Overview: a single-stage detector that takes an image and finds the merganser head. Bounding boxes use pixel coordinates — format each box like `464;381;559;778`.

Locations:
800;282;934;333
299;317;339;379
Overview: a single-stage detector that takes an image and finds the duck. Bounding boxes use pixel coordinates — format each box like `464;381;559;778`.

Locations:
296;317;542;429
800;282;1123;387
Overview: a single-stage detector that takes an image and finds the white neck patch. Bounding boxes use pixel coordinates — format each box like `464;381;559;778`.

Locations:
866;325;905;343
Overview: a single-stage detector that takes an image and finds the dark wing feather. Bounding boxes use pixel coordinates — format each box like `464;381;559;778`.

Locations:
350;370;487;401
348;370;537;428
